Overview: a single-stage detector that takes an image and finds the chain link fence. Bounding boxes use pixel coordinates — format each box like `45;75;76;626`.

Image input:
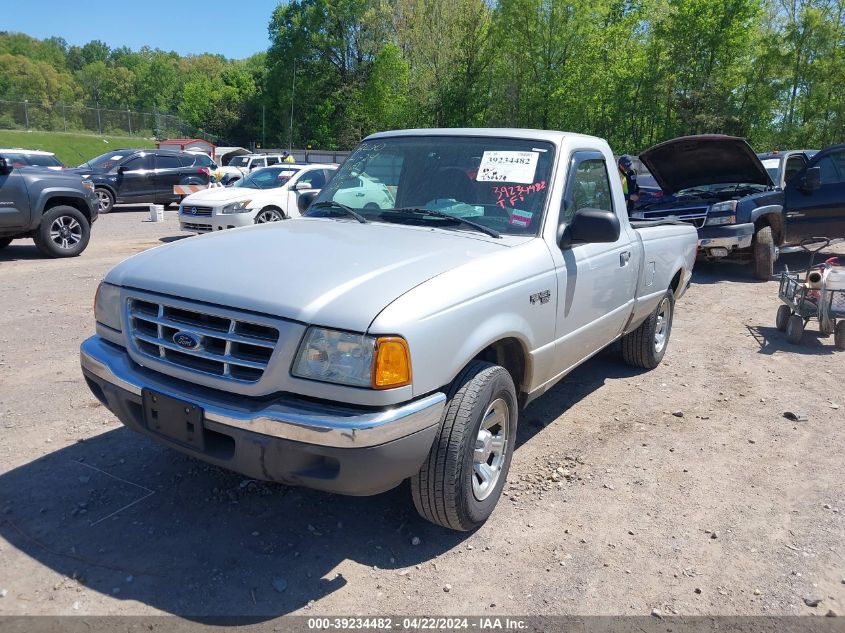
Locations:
0;99;218;143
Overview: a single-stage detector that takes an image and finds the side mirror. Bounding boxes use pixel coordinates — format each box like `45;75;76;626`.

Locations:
558;208;621;249
0;156;10;175
294;180;312;191
298;191;318;214
800;166;821;192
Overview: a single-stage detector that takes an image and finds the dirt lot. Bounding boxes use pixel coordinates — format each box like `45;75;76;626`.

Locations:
0;208;843;619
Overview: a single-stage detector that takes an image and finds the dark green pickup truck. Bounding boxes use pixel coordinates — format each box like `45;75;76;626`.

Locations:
0;154;98;257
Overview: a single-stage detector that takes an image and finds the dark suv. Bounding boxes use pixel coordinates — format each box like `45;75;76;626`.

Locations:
70;149;211;214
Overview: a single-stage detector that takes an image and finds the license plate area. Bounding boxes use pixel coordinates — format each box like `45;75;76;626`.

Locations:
142;389;205;451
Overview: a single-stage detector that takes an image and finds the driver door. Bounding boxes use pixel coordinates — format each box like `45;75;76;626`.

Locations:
116;153;155;201
785;150;845;241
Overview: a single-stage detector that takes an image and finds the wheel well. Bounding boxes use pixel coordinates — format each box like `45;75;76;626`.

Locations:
755;213;784;245
474;338;526;396
44;197;92;223
670;268;683;295
260;205;286;217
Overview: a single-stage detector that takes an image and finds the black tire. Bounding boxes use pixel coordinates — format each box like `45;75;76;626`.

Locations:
752;225;775;281
835;321;845;351
786;315;804;344
622;289;675;369
0;237;12;250
95;188;114;214
255;207;285;223
33;205;90;258
776;305;791;332
411;360;517;531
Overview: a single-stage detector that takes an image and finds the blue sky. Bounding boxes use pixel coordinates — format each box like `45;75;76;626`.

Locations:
5;0;282;59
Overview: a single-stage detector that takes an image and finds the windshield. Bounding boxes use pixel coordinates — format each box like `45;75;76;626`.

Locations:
229;156;249;167
312;136;556;236
234;166;299;189
82;150;134;170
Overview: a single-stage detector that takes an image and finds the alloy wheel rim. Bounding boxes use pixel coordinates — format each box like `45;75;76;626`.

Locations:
654;297;671;354
256;210;282;223
472;398;509;501
49;216;82;249
96;191;110;211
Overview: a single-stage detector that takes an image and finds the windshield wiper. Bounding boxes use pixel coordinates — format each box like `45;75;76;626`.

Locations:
385;207;501;239
308;200;368;224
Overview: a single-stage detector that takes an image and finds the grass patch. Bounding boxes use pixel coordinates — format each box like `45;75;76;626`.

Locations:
0;129;156;166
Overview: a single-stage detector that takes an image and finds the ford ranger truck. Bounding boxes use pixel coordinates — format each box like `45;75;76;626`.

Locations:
633;135;783;280
80;129;697;531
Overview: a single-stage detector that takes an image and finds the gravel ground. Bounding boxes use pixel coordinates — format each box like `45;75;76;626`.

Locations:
0;208;843;619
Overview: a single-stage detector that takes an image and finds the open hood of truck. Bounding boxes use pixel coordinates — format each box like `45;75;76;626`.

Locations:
639;135;772;195
105;219;508;333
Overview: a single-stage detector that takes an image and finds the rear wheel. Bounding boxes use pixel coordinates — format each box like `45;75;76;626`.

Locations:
34;206;90;258
776;305;791;332
622;289;674;369
0;237;12;250
786;315;804;344
752;225;775;281
255;207;285;223
411;360;517;531
95;188;114;214
835;321;845;351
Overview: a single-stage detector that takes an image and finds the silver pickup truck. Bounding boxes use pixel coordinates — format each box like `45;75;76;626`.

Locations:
80;129;697;530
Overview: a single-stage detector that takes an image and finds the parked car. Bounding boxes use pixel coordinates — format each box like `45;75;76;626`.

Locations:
0;148;64;170
633;135;784;280
781;143;845;243
70;149;211;214
0;153;97;257
178;164;336;232
80;128;696;531
217;153;291;184
758;150;818;189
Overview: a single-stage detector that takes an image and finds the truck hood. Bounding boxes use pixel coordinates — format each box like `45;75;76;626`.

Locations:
640;135;772;195
105;219;508;332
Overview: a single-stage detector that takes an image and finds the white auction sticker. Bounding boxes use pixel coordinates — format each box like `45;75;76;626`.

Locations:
477;150;539;184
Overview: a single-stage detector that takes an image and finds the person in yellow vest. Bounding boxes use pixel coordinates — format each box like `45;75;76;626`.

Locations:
617;155;639;213
282;151;295;164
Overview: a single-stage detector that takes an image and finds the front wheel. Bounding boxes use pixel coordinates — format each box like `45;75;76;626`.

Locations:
752;226;775;281
622;289;675;369
255;207;285;223
786;315;804;344
34;206;91;258
411;361;517;531
95;188;114;214
776;305;791;332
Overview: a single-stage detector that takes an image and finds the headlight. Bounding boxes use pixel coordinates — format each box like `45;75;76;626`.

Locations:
705;200;737;226
292;327;411;389
221;200;252;214
82;179;95;192
94;282;122;332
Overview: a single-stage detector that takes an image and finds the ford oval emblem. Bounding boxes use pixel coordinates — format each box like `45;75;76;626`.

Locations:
173;331;202;350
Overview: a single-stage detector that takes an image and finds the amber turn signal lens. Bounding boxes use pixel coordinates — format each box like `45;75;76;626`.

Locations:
372;337;412;389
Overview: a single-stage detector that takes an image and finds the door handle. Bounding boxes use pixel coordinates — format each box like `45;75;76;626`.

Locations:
620;251;631;266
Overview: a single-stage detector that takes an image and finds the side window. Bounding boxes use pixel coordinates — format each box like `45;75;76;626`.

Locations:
121;154;155;171
298;169;326;189
251;157;266;169
266;156;280;166
816;155;843;184
27;154;62;167
784;155;806;184
156;155;182;170
562;155;614;224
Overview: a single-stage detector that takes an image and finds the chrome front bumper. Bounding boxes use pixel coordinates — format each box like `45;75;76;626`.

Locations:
80;336;446;449
698;223;754;251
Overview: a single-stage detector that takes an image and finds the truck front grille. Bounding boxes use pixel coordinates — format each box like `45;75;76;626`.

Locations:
127;298;279;382
636;206;708;229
